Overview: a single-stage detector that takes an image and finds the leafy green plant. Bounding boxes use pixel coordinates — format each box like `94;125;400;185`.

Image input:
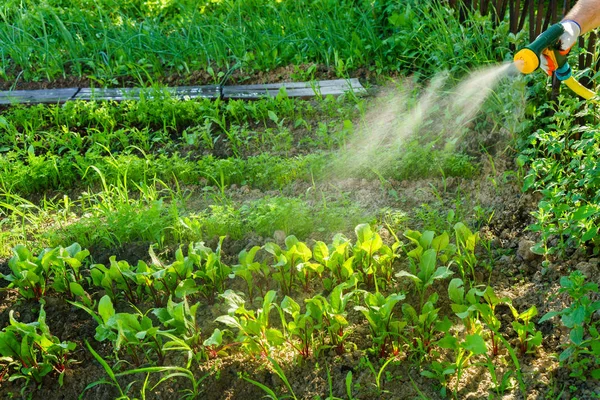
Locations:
81;340;208;400
396;231;453;309
1;243;91;303
448;278;483;335
263;235;314;295
231;246;265;300
539;271;600;380
306;279;357;356
313;234;354;291
511;305;542;355
0;303;76;387
477;287;511;357
216;290;284;357
90;257;144;305
90;241;231;307
453;222;482;283
402;293;452;360
277;296;317;359
71;295;164;366
355;291;406;358
449;281;512;357
175;239;231;303
152;296;205;363
353;224;399;292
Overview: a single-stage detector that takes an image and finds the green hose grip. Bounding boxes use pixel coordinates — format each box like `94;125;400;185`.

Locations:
525;23;564;55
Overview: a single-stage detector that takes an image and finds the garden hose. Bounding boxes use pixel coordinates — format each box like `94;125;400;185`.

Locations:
513;22;597;101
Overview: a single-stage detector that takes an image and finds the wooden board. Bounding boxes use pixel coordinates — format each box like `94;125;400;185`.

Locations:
0;79;365;104
223;78;366;99
75;85;220;101
0;88;79;105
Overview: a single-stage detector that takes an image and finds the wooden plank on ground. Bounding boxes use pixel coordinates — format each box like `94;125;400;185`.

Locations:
75;85;220;101
0;79;365;105
0;88;79;105
223;78;366;99
75;87;142;101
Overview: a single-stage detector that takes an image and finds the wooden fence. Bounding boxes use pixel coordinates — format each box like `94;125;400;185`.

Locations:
446;0;597;87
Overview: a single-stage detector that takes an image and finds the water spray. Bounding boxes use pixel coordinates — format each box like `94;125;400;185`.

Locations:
513;23;596;100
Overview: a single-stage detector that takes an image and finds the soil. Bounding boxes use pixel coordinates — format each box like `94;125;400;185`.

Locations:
1;82;600;400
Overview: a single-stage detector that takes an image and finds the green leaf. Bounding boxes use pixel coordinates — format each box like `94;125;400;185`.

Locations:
462;334;487;355
572;205;596;220
281;296;300;315
175;278;199;298
559;346;574;362
431;232;449;253
0;331;20;357
529;331;543;347
437;334;458;350
435;316;453;333
266;328;284;346
419;231;435;249
448;278;464;304
268;110;278;123
395;270;421;284
69;282;86;297
313;241;329;264
570;326;584;346
215;315;241;329
562;306;585;328
431;266;453;282
355;224;373;243
98;295;115;323
538;311;560;324
518;305;538;322
203;329;223;347
582;226;598;241
420;248;437;279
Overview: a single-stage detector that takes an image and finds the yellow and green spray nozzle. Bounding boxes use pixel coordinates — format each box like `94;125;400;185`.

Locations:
513;22;596;100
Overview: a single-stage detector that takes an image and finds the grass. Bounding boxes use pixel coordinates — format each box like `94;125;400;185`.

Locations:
0;0;517;84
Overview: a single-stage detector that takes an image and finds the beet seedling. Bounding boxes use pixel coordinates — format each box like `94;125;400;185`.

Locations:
277;296;317;359
305;279;356;356
453;222;481;283
313;234;354;291
0;304;76;387
71;295;164;366
153;296;202;354
354;291;406;358
263;235;312;295
402;293;452;360
353;224;394;292
511;305;542;355
396;246;453;311
216;290;284;357
181;239;231;303
231;245;264;300
448;278;484;334
2;243;91;303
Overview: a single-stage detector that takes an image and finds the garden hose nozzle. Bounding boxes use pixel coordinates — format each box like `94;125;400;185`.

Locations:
514;23;565;74
513;22;596;101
